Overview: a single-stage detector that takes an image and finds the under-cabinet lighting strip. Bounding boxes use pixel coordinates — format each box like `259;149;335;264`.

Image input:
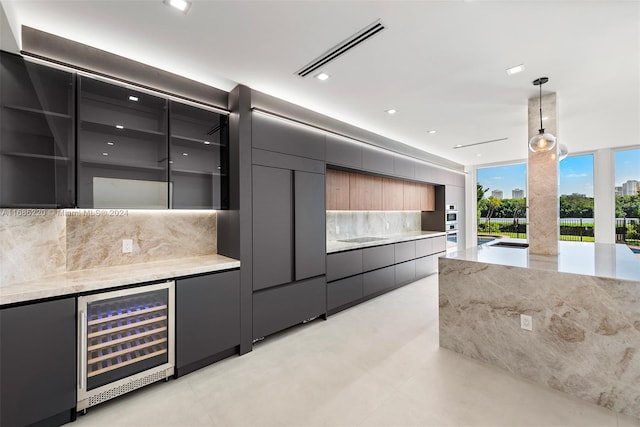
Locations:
20;51;230;116
250;107;466;176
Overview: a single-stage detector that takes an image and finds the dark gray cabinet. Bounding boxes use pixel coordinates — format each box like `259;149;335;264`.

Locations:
326;133;362;169
363;266;395;296
77;76;169;208
294;171;326;280
362;144;394;175
175;270;240;377
326;249;363;282
253;277;326;339
0;51;76;208
169;101;229;209
327;275;363;310
252;165;292;290
0;298;76;426
395;241;416;263
362;244;395;271
395;260;416;285
252;112;325;160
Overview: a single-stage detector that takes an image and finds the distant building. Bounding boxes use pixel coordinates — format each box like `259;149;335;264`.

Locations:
622;180;639;196
615;186;623;197
491;190;503;200
512;188;524;199
570;193;587;198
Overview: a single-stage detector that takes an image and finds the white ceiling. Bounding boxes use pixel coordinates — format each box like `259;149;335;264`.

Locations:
2;0;639;167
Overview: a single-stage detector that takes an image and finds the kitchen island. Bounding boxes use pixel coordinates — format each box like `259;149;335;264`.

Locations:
439;240;640;419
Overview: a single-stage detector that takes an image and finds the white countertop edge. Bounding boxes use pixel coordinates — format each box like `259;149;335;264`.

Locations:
1;255;240;306
327;231;446;254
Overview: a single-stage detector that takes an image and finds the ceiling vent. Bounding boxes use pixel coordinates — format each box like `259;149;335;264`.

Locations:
296;20;385;78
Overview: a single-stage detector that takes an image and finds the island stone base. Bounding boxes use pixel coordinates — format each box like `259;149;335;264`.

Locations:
439;258;640;419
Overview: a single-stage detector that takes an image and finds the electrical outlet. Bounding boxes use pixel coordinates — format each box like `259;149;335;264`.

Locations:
520;314;533;331
122;239;133;254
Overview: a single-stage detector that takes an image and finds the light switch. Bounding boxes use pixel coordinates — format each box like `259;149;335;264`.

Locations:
122;239;133;254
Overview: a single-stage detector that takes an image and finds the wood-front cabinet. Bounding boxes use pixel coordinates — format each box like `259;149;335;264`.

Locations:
327;168;435;211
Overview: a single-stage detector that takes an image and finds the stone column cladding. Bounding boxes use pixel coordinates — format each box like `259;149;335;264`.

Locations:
528;93;559;255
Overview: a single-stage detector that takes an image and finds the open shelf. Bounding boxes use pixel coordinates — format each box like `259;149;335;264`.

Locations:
80;120;165;138
80;159;166;172
3;152;71;162
171;168;226;176
171;134;226;147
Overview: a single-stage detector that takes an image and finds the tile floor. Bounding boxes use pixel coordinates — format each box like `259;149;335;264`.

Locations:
74;275;640;426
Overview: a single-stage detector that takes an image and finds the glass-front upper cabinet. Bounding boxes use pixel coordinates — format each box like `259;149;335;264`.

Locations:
77;76;169;208
169;101;228;209
0;51;76;208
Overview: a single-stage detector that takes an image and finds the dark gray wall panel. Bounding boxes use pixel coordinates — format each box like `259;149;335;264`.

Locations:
252;165;292;290
363;266;395;296
327;275;363;310
252;112;325;160
395;260;416;285
176;270;240;371
326;249;363;282
362;145;394;176
294;171;326;280
1;298;76;427
252;148;325;174
362;244;395;271
393;155;415;179
253;277;326;339
415;255;437;278
394;241;416;263
326;133;362;169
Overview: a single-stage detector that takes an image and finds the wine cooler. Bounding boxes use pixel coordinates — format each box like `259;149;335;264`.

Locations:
77;281;175;411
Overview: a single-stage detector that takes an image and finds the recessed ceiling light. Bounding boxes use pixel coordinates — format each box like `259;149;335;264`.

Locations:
116;125;124;129
385;109;397;115
203;141;211;145
102;152;109;156
428;130;437;134
477;153;482;157
315;72;330;81
107;142;115;146
182;152;188;156
506;64;525;75
164;0;191;13
128;95;139;102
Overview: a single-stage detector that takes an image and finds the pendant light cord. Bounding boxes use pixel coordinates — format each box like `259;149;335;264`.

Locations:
539;82;543;131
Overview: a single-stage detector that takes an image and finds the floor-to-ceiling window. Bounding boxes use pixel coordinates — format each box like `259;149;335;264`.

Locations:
614;148;640;249
476;163;527;242
559;153;594;242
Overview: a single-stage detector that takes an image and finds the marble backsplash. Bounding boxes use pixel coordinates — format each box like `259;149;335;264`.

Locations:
0;209;217;286
326;211;421;241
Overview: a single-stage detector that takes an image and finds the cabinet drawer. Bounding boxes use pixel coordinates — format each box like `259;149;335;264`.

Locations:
415;255;437;278
253;277;326;339
395;260;416;285
327;275;363;310
415;238;433;258
327;249;363;282
363;266;395;296
432;236;446;253
362;245;395;271
394;241;416;263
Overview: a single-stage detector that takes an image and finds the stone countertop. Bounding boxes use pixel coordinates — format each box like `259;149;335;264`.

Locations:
327;230;446;254
445;238;640;282
0;254;240;306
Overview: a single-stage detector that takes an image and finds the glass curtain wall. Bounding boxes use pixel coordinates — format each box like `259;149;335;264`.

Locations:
614;148;640;250
558;153;594;242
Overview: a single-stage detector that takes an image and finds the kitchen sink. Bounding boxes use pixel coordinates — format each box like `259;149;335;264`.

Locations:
490;241;529;249
337;236;389;244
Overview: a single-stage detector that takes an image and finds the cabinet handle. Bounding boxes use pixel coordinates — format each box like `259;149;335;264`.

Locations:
80;310;87;390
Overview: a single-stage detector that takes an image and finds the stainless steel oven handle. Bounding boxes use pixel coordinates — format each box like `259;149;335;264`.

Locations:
80;310;87;390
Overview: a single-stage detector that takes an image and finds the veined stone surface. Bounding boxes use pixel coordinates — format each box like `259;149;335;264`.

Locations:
439;256;640;419
326;210;421;242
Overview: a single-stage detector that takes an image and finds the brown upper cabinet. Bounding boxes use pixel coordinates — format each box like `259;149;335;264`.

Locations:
327;169;435;211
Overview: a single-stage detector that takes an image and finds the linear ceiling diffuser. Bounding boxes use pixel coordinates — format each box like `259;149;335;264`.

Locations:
296;19;385;77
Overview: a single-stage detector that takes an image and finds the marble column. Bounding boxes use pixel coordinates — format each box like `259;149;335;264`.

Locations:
528;93;559;255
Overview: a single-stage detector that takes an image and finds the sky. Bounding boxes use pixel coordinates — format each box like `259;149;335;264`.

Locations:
477;148;640;199
614;148;640;187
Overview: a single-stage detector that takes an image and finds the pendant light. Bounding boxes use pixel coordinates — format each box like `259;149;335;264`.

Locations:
528;77;557;153
558;144;568;161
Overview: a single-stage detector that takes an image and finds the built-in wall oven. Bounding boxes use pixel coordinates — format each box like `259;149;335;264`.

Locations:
446;231;458;253
77;281;175;412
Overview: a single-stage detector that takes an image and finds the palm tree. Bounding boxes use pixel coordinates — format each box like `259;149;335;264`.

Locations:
486;196;502;227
